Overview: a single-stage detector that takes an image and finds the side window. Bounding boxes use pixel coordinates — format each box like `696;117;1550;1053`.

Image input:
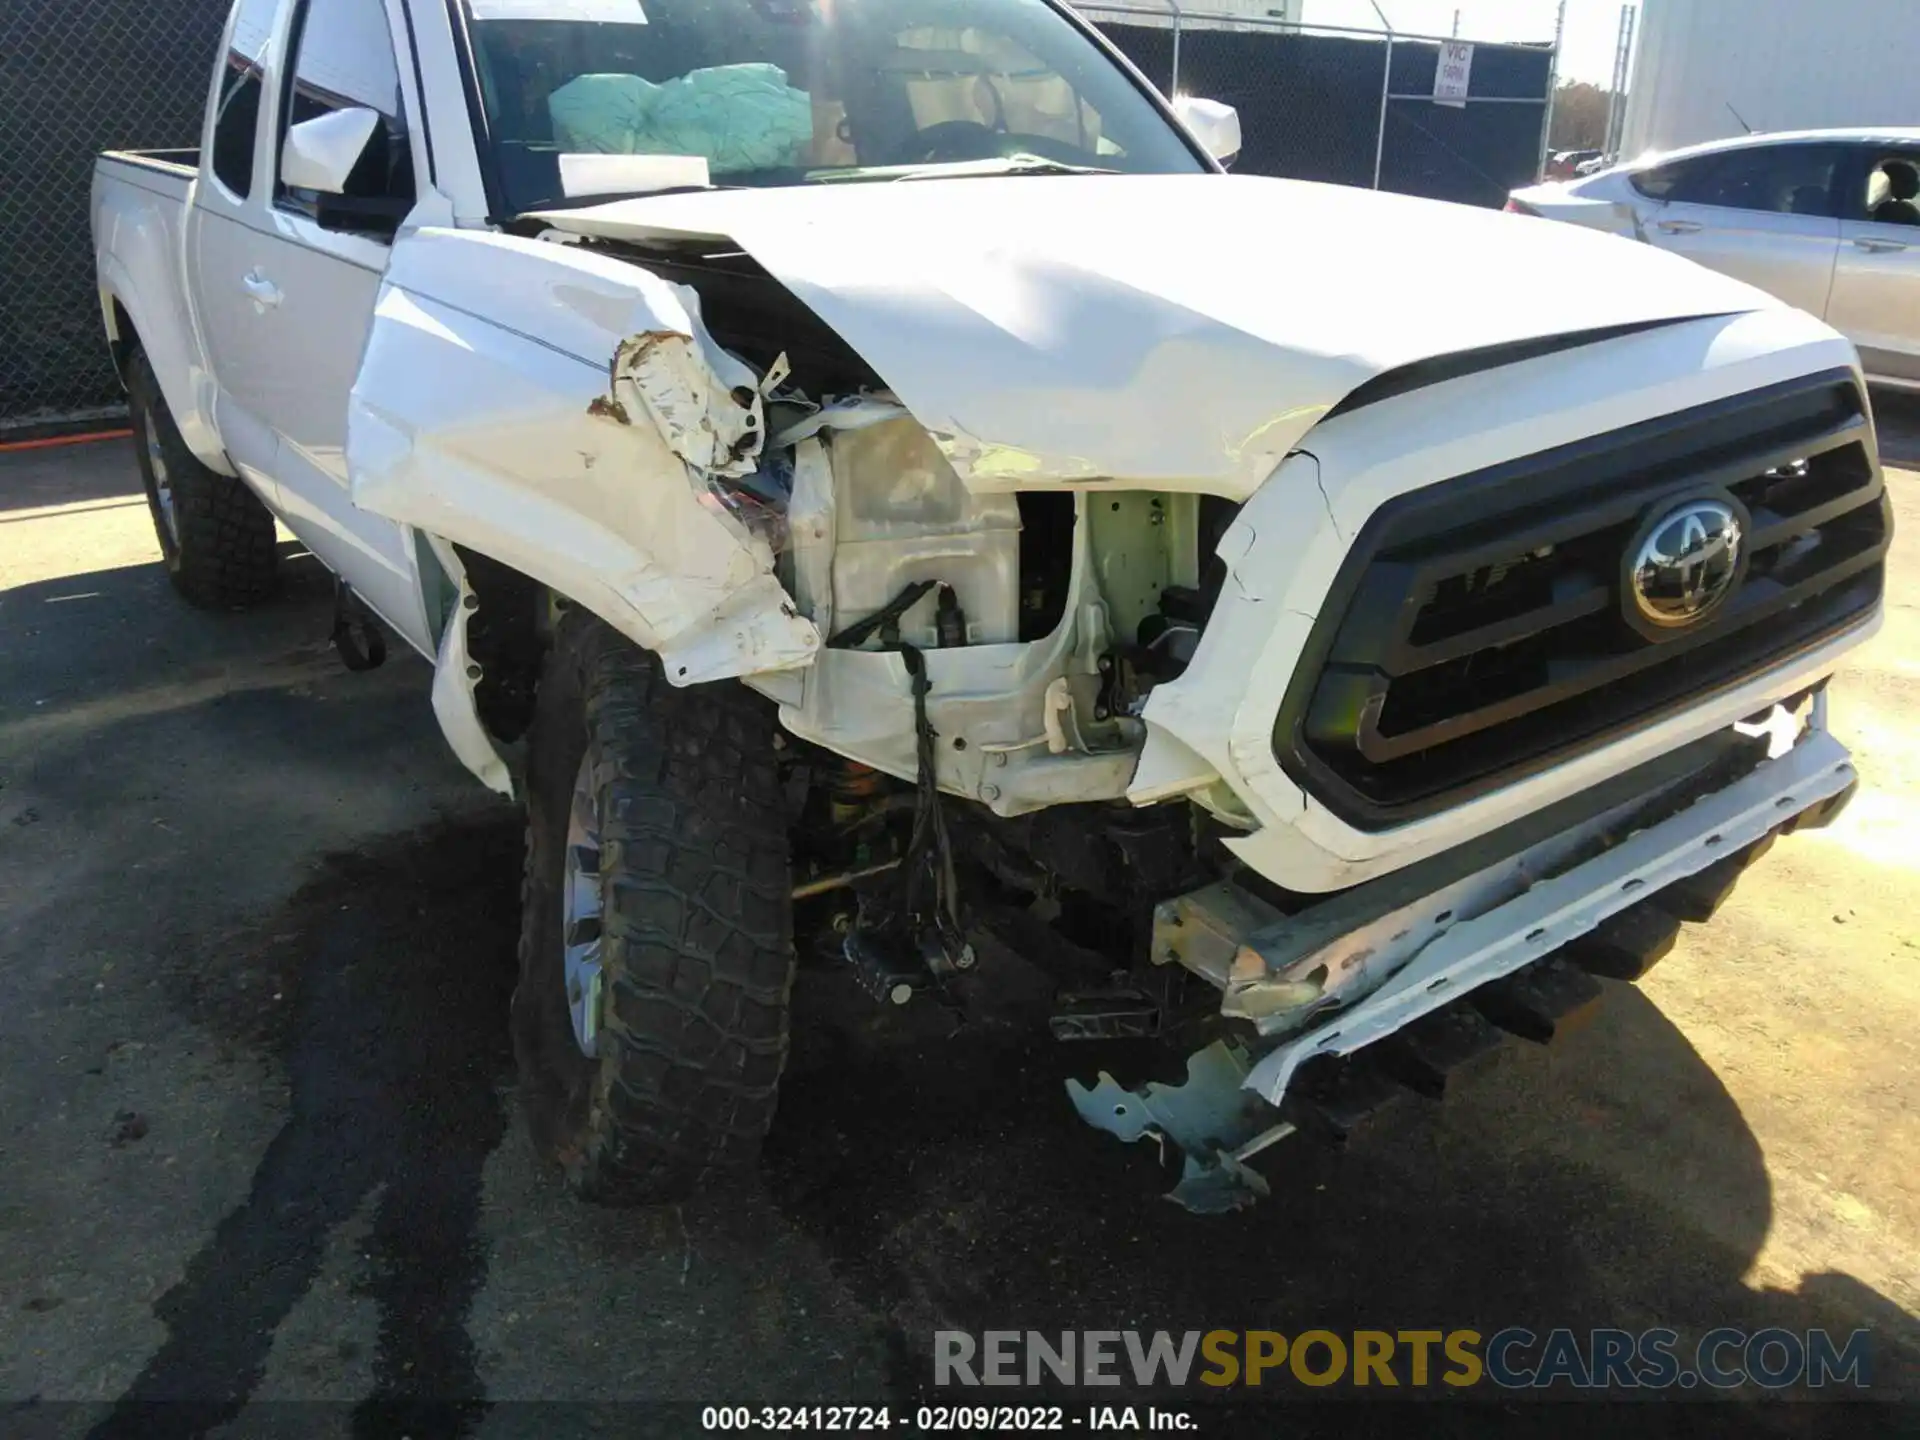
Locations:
1860;151;1920;226
1631;154;1717;202
275;0;415;238
208;0;281;198
1636;146;1842;217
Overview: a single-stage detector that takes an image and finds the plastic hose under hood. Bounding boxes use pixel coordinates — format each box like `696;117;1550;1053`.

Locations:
533;172;1779;497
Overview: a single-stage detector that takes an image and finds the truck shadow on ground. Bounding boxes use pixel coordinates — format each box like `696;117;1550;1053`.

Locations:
760;964;1919;1434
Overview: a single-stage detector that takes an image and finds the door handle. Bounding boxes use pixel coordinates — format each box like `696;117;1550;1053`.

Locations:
241;270;282;310
1855;237;1910;254
1656;219;1702;235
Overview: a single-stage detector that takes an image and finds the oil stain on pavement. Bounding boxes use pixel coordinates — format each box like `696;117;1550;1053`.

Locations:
87;815;523;1440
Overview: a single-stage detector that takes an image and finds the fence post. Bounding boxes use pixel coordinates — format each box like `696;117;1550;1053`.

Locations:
1537;0;1569;179
1168;0;1183;95
1369;0;1394;189
1603;3;1636;154
1372;32;1392;188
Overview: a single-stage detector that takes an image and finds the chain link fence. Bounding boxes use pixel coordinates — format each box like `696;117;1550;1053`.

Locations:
0;0;228;434
1084;7;1555;207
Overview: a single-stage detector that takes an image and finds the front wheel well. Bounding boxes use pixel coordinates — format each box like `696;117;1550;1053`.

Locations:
456;545;551;744
106;297;140;387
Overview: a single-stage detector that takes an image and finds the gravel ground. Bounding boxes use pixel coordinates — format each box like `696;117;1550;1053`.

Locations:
1;400;1916;1438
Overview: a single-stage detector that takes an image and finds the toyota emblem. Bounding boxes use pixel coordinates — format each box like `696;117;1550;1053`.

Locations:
1628;499;1743;629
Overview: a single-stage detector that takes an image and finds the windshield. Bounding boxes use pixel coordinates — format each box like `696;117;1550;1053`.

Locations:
462;0;1203;212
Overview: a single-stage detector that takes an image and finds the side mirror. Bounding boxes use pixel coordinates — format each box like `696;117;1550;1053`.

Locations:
281;106;380;195
1172;95;1241;166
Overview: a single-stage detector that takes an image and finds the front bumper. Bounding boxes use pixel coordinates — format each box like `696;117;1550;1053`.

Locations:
1073;700;1857;1211
1240;708;1855;1107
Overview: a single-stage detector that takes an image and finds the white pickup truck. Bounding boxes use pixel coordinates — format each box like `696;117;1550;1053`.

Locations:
94;0;1890;1211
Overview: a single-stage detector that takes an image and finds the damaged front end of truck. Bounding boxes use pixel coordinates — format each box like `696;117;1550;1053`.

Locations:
344;174;1888;1211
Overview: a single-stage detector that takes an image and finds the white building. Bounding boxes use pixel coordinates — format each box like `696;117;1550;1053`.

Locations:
1622;0;1917;157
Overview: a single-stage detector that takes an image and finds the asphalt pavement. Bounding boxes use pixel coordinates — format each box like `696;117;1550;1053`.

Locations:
1;405;1916;1438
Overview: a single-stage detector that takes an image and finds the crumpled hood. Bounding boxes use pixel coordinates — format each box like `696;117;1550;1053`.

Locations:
536;172;1778;495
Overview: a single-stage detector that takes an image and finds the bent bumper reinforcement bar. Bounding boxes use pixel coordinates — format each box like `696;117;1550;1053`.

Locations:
1241;722;1854;1107
1071;708;1855;1211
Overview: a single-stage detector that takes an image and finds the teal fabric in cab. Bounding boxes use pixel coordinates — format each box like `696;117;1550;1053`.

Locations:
548;64;812;173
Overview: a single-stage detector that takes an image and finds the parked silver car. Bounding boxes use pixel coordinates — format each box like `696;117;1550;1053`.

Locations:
1511;128;1920;392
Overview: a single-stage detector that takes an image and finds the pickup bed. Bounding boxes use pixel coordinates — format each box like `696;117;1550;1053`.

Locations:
94;0;1890;1211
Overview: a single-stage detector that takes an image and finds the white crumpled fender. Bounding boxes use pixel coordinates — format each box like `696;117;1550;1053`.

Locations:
346;227;820;692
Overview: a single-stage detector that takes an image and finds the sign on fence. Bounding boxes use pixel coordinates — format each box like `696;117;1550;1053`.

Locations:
1434;41;1474;107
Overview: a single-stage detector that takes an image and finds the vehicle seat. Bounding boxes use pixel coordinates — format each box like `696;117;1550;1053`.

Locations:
1871;160;1920;225
1787;185;1829;216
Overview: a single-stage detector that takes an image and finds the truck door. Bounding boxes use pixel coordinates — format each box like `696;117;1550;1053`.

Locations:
1630;142;1844;319
185;0;286;494
1827;145;1920;388
245;0;433;654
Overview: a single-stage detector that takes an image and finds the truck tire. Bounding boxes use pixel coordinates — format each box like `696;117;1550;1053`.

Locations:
126;350;278;609
513;611;795;1205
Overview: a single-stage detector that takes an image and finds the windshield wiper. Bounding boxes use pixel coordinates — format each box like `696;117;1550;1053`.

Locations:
893;154;1118;181
807;154;1117;185
546;182;750;207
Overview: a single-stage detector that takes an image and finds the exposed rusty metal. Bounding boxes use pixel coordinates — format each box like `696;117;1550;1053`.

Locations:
585;394;630;425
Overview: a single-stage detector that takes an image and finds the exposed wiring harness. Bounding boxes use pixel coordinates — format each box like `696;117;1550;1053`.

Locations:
900;643;967;966
827;581;972;980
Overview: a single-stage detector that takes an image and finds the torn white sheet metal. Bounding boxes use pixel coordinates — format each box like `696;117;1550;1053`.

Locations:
424;535;515;798
769;394;909;449
533;172;1777;497
346;227;819;685
1130;449;1332;820
1241;726;1857;1107
1067;1041;1288;1213
594;327;760;477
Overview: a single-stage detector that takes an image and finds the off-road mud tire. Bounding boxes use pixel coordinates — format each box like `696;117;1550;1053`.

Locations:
514;611;795;1205
126;350;279;609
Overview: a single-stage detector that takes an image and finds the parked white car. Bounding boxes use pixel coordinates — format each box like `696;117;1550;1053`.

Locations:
1511;128;1920;392
93;0;1889;1213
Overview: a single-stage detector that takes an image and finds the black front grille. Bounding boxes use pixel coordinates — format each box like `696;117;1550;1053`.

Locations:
1276;370;1891;828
